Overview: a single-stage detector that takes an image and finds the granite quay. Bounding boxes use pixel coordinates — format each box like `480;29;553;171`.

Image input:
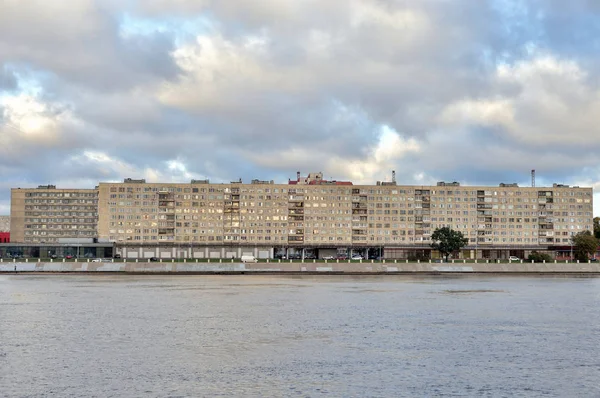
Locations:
2;258;600;274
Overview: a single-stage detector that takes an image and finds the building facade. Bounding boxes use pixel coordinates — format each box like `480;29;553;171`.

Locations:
9;173;594;259
10;185;98;243
0;215;10;232
0;215;9;243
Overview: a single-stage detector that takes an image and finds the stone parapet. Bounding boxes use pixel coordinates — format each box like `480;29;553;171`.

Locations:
2;261;600;273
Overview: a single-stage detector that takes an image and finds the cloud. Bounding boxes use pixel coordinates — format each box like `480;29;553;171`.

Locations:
1;0;600;218
439;52;600;148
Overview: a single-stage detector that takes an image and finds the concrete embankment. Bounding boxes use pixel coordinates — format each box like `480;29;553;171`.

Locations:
1;261;600;274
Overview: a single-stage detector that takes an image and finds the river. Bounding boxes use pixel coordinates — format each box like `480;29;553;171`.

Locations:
1;275;599;397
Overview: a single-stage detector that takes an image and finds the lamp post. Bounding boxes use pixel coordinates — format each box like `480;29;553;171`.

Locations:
76;225;80;260
570;233;573;262
475;232;478;262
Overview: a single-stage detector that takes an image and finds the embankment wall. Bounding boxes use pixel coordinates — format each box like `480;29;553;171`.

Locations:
1;261;600;274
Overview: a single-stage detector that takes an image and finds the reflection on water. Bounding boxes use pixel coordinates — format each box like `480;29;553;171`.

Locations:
1;275;600;397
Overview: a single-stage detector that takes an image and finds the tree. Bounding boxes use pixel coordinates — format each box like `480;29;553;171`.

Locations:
430;227;469;262
594;217;600;240
572;230;599;262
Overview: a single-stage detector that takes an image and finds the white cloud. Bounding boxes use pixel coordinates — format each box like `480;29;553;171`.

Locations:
438;98;515;128
247;124;420;184
1;94;61;141
70;151;206;183
440;53;600;145
329;125;420;184
350;1;429;32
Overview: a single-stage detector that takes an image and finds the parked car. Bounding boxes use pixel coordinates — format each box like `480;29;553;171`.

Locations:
509;256;520;261
274;254;287;260
149;257;159;262
65;255;74;259
113;254;121;259
351;255;364;260
322;255;335;260
337;255;348;260
91;258;102;262
304;254;316;260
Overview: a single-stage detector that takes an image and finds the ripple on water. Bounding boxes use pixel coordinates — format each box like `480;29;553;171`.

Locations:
0;275;599;397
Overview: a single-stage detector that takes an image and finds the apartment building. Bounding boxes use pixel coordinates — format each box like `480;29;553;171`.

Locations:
9;173;593;259
10;185;99;243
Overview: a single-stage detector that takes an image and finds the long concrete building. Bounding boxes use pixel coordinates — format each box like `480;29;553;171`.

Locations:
9;172;594;260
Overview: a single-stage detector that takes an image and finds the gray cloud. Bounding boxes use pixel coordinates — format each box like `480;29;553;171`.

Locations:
2;0;600;216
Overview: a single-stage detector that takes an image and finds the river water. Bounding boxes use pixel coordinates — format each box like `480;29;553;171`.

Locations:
1;275;599;397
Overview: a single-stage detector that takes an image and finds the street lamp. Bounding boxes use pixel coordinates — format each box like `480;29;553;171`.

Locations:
570;233;573;262
475;232;478;262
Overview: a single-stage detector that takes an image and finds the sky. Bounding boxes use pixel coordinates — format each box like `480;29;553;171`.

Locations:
2;0;600;215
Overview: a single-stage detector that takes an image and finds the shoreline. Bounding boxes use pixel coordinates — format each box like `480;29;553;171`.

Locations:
3;271;600;277
2;260;600;275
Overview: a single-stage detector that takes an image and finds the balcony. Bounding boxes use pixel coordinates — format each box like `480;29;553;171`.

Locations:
352;209;367;215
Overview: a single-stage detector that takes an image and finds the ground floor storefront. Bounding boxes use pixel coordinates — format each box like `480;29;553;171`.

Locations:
1;243;592;261
114;243;571;261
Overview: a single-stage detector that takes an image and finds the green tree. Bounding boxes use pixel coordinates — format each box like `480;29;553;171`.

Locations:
430;227;468;262
572;230;599;262
594;217;600;240
527;251;553;263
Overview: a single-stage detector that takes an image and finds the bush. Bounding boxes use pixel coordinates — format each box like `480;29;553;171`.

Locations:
408;253;430;262
527;251;553;263
574;250;589;262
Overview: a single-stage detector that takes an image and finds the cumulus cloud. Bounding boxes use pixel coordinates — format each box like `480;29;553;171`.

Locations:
2;0;600;216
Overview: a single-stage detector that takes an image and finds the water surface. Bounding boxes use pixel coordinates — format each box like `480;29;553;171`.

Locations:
1;275;599;397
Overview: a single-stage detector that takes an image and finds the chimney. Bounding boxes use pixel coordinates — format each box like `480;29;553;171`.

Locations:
297;171;300;181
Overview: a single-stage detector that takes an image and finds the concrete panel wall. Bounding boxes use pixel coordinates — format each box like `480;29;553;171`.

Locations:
3;261;600;274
